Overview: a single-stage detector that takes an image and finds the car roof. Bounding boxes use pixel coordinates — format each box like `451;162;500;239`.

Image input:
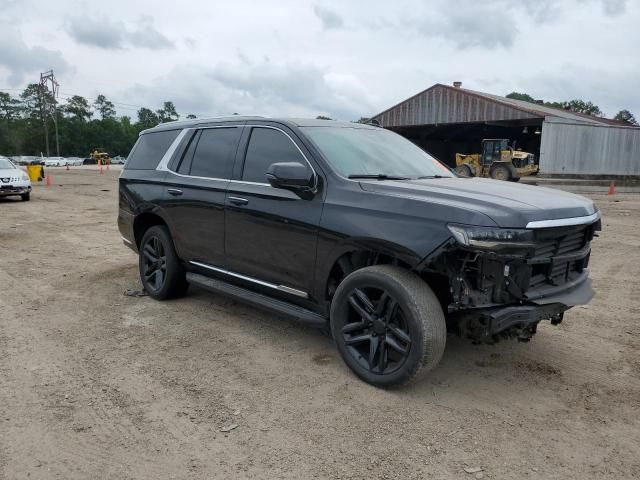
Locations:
142;116;378;134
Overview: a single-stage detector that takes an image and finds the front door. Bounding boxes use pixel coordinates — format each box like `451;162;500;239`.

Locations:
224;125;323;298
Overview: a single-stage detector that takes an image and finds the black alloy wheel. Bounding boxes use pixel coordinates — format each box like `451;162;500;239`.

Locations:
142;235;167;292
331;265;447;387
341;287;412;375
138;225;188;300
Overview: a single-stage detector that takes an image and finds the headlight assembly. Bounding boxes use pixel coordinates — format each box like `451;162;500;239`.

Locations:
448;224;536;251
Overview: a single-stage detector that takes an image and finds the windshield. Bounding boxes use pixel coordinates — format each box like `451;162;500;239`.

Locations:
300;126;453;178
0;158;16;169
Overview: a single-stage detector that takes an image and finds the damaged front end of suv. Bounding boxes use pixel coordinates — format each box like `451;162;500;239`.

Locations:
421;213;602;343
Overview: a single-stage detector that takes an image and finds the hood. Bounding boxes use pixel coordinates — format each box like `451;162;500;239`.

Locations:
359;177;597;228
0;168;21;178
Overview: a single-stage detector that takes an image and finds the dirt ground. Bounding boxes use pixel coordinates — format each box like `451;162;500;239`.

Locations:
1;167;639;479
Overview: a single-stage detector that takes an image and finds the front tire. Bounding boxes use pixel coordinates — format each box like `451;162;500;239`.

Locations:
330;265;446;387
139;225;188;300
455;163;475;177
490;164;512;181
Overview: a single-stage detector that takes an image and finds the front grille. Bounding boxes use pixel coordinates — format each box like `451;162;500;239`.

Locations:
533;228;588;258
527;225;592;289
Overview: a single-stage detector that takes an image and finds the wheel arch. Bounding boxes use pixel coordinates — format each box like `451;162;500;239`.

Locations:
133;209;170;248
318;238;420;303
319;239;453;316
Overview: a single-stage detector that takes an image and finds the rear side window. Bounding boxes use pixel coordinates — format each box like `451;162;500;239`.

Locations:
189;128;241;179
125;129;180;170
242;127;306;183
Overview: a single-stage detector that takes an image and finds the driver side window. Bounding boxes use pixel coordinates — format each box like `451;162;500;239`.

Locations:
242;127;307;183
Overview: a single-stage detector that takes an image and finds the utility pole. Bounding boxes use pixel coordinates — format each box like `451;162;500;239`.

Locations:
39;70;60;157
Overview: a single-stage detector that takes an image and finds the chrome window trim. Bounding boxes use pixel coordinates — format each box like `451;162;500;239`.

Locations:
156;127;195;172
526;211;601;229
189;261;309;298
156;124;318;190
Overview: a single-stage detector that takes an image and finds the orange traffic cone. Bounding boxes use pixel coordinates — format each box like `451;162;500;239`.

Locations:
66;164;70;171
45;175;52;187
106;163;110;171
99;165;103;175
608;181;616;195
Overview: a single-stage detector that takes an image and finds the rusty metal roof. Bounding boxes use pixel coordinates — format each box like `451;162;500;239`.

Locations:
372;83;622;128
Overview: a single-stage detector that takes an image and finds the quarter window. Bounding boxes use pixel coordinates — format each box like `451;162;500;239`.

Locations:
125;129;180;170
242;127;307;183
189;127;241;179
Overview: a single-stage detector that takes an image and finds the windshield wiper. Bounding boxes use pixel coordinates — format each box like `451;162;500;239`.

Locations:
348;174;410;180
416;175;447;179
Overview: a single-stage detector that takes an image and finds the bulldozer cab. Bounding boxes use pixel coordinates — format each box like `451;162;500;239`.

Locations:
481;139;510;165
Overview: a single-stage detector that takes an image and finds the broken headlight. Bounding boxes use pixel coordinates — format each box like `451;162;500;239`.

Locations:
447;225;536;252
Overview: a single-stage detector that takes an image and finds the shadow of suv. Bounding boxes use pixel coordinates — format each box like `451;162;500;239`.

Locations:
118;116;601;387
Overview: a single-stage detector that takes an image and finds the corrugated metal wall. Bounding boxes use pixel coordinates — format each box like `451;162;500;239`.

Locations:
540;118;640;175
374;84;539;127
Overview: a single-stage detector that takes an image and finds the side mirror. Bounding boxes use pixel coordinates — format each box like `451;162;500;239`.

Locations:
266;162;314;190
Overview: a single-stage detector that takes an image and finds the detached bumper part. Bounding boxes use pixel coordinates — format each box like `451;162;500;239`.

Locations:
456;273;594;342
527;273;594;306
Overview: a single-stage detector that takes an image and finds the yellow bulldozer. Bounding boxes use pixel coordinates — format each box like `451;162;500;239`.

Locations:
455;139;538;182
90;148;112;166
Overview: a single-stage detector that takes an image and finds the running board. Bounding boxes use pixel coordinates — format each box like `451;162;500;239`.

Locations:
186;272;327;328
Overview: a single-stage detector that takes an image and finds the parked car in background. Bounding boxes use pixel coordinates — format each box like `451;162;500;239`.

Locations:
44;157;67;167
111;155;126;164
119;117;601;387
0;156;32;201
66;157;83;166
83;157;96;165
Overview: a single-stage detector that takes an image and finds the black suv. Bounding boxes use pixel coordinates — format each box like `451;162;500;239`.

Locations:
118;117;600;386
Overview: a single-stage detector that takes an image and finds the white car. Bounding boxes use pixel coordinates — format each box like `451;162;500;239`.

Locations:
44;157;67;167
0;156;32;201
66;157;83;166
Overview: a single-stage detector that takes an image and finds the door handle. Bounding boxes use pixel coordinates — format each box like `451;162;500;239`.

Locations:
167;188;183;196
228;196;249;206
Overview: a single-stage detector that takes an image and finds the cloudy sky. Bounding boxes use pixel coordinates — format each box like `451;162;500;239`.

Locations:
0;0;638;120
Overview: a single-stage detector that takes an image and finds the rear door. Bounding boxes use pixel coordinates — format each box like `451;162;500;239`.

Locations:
224;124;323;298
162;125;243;267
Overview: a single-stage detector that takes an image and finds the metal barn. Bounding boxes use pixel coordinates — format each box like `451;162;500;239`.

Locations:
371;83;640;176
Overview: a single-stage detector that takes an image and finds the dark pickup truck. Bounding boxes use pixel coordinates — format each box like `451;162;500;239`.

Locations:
118;117;600;386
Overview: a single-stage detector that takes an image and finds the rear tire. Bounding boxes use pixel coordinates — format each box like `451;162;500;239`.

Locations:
139;225;188;300
21;193;30;201
330;265;446;387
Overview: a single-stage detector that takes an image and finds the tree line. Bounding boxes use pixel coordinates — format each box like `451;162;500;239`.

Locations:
0;85;192;157
505;92;638;125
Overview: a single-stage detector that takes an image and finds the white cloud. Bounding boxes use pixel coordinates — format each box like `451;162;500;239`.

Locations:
66;15;173;50
0;22;70;85
0;0;638;120
313;4;344;30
